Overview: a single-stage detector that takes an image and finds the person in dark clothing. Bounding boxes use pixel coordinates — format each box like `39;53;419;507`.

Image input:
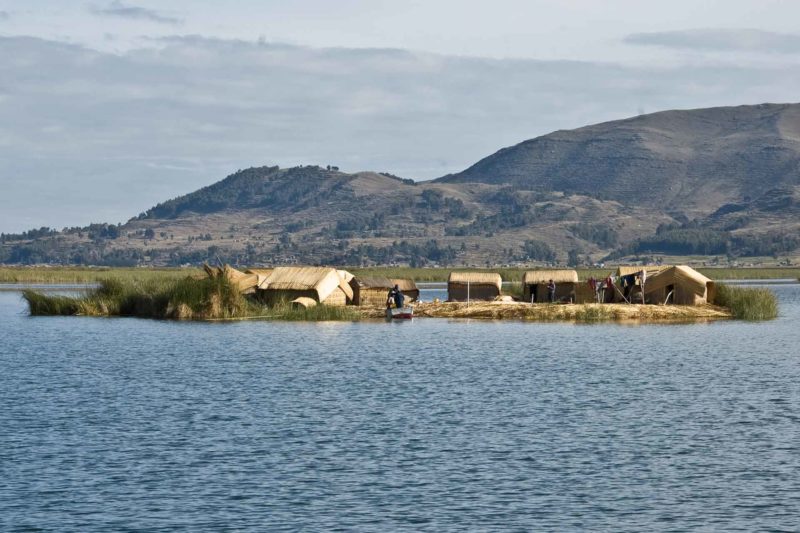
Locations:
387;284;405;309
622;274;636;301
547;279;556;303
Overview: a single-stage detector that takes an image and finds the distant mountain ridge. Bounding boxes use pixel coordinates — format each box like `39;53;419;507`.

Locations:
437;103;800;217
2;103;799;266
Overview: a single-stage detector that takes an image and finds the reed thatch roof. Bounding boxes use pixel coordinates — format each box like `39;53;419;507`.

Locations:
523;270;578;284
245;268;274;287
673;265;712;295
617;265;670;277
337;270;354;284
352;276;394;289
391;278;418;292
259;266;354;301
448;271;502;289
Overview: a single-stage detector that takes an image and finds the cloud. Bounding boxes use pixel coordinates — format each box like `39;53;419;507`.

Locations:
90;1;181;25
0;11;10;20
0;35;799;232
624;29;800;54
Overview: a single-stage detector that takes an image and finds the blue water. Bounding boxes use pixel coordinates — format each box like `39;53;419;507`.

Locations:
1;284;799;531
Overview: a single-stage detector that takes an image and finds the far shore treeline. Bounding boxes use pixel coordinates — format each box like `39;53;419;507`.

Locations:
2;265;799;284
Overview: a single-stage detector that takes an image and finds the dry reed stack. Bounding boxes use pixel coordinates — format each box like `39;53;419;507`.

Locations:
204;264;260;294
256;266;354;307
447;272;502;301
522;270;578;303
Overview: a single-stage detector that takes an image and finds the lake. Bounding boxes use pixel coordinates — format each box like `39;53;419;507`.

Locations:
1;283;799;531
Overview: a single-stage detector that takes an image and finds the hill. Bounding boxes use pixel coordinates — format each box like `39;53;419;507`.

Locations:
438;103;800;218
2;104;799;267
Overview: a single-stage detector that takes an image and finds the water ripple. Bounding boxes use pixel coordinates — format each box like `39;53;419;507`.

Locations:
1;285;800;531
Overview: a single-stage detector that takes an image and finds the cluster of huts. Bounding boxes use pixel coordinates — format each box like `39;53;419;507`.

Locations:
445;265;715;306
206;263;715;308
205;265;418;308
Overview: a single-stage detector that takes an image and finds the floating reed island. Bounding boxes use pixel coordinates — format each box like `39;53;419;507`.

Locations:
22;264;778;322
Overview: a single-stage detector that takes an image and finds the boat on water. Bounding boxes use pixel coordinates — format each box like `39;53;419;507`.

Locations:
386;306;414;320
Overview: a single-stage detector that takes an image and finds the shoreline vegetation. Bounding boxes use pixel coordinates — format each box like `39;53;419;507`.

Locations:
20;275;779;322
2;265;799;284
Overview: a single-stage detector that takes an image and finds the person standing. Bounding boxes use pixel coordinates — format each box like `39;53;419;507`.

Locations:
588;276;598;303
387;284;405;309
547;279;556;303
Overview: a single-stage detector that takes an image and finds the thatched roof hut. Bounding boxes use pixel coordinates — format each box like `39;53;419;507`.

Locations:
447;272;502;302
642;265;715;305
391;278;419;302
349;276;394;306
258;266;354;306
522;270;579;303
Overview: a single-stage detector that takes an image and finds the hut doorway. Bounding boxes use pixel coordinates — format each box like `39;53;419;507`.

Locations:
665;284;675;305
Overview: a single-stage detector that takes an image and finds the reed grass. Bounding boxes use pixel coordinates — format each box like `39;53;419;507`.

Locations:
1;266;198;283
697;268;800;280
714;284;778;320
22;275;362;321
260;301;361;321
23;276;258;319
22;290;82;315
4;265;799;284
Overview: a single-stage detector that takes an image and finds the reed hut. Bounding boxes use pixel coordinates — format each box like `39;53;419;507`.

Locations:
391;278;419;302
257;266;354;306
447;272;502;302
642;265;715;305
523;270;578;303
349;276;394;306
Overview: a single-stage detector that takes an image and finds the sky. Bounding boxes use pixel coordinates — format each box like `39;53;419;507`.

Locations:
1;1;800;232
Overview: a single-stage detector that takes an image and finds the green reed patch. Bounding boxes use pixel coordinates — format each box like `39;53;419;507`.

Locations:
22;275;362;321
259;301;362;322
714;284;778;321
23;275;259;319
22;290;82;316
